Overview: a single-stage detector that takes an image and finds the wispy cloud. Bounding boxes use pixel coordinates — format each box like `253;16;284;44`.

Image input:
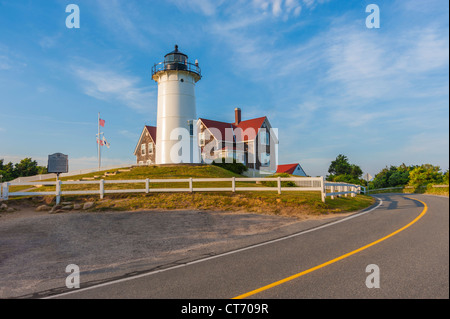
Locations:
167;0;223;16
253;0;302;19
73;65;155;113
0;46;27;71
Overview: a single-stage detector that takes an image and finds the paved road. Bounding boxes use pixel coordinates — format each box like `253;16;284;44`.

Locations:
51;194;448;299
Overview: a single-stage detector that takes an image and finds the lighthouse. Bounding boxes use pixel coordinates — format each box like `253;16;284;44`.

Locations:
152;45;202;164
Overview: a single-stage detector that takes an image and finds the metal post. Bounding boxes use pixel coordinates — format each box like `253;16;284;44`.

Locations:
56;179;61;205
98;112;101;171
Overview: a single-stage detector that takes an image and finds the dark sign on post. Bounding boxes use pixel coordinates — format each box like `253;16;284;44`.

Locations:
48;153;69;174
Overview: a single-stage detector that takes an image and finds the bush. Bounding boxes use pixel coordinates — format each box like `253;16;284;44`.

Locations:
262;173;297;187
408;164;444;187
212;158;248;175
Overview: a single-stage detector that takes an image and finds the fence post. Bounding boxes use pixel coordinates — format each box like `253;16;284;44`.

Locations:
331;185;335;200
56;180;62;205
99;179;104;199
145;178;149;194
1;183;9;200
321;177;326;203
189;178;193;193
277;176;281;195
232;177;236;193
345;185;348;197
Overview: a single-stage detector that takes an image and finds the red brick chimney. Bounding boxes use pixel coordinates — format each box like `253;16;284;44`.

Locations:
235;108;241;125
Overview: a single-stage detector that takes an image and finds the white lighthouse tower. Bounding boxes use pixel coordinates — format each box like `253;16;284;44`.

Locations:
152;45;202;164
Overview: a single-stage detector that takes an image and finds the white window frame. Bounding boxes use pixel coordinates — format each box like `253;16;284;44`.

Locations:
148;142;154;155
260;152;270;167
260;130;270;146
141;143;146;155
199;132;206;146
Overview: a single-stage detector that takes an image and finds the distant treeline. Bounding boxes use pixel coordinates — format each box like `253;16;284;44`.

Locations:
325;154;449;189
370;163;449;189
0;158;47;182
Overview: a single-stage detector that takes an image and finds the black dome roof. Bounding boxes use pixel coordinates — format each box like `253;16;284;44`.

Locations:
164;45;188;58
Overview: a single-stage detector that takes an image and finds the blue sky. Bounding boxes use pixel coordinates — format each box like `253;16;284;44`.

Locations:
0;0;448;177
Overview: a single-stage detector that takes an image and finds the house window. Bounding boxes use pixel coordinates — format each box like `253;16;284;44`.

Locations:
141;144;146;155
148;143;154;155
199;132;206;146
261;130;270;146
260;152;270;167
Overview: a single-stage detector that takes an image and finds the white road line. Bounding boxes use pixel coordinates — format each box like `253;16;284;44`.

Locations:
44;197;383;299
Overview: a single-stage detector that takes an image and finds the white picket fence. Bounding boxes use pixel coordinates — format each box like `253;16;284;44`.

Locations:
1;177;361;204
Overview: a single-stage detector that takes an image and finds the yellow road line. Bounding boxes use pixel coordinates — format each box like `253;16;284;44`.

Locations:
233;197;428;299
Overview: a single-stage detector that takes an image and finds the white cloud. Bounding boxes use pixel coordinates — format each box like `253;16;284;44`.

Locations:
252;0;302;19
73;66;155;113
0;46;27;71
167;0;223;16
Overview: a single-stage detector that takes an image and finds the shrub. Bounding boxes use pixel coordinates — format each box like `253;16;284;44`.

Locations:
262;173;297;187
212;158;248;175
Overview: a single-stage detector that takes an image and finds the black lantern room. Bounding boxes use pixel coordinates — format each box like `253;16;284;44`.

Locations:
152;45;201;79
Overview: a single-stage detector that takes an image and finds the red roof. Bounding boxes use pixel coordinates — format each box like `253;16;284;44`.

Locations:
145;125;157;142
199;116;267;142
199;118;235;142
276;164;299;175
235;117;266;141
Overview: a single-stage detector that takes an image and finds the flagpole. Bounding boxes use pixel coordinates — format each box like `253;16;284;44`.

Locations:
98;112;101;171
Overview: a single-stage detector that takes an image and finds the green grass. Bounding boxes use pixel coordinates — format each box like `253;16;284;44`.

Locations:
368;185;449;197
8;165;375;218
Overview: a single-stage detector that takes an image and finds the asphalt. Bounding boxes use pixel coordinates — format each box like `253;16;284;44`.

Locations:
46;194;449;299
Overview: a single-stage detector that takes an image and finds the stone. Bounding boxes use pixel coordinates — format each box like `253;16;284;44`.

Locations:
83;202;95;210
73;203;82;210
36;205;52;212
61;205;73;210
0;203;8;211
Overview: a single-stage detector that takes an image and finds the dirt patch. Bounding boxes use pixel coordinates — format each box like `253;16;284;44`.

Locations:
0;200;356;298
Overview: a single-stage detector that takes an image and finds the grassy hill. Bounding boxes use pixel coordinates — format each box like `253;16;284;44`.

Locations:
10;165;375;218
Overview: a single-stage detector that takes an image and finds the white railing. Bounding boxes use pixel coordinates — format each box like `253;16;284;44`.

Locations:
1;177;361;204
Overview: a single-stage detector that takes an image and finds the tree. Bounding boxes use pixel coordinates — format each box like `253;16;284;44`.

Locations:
0;160;16;182
371;164;416;189
14;158;40;177
328;154;351;176
327;154;363;184
408;164;444;187
443;170;449;185
0;157;47;182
